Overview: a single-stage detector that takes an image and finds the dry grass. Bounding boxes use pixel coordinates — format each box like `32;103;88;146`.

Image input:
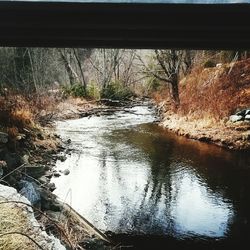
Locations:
0;94;35;138
179;59;250;121
0;91;61;140
153;58;250;124
154;59;250;150
38;206;95;250
0;202;38;250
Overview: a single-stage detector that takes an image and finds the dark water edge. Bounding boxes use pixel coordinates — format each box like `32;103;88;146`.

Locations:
109;233;250;250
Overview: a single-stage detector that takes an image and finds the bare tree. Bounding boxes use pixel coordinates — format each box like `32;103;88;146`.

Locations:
137;50;191;106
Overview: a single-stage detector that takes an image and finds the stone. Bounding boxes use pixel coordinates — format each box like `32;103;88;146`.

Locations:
53;172;61;177
0;132;8;144
0;160;7;168
16;133;26;141
63;169;70;175
45;171;53;179
245;114;250;121
48;182;56;192
37;133;44;140
54;133;61;139
230;115;244;123
38;176;50;184
57;155;67;162
24;164;45;179
21;154;29;164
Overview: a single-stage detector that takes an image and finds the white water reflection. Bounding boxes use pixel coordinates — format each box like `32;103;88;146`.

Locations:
53;105;234;238
170;168;233;237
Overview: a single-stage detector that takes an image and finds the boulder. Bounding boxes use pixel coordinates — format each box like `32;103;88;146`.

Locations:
229;115;244;123
19;180;41;206
0;132;8;144
63;169;70;175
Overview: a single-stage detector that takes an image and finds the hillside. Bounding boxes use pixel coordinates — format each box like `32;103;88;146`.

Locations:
156;58;250;150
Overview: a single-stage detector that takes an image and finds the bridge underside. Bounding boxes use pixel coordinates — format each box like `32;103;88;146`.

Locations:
0;2;250;49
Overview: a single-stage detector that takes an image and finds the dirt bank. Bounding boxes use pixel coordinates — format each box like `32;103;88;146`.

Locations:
160;112;250;150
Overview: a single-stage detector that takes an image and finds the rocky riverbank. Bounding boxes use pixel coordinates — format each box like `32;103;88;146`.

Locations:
0;97;116;249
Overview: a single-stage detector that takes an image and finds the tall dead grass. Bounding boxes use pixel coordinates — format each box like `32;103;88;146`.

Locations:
0;95;34;138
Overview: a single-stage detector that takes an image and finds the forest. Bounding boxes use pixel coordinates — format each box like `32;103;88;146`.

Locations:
0;48;249;141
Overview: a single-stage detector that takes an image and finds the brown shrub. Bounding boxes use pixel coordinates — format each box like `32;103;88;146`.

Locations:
0;91;61;140
0;95;34;131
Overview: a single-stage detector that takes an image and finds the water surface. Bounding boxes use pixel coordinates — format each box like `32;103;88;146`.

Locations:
53;105;250;244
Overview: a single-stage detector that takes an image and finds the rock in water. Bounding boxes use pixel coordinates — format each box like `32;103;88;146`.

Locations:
229;115;244;122
53;172;61;177
63;169;70;175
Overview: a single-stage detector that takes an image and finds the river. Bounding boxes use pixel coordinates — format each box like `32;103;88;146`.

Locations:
52;104;250;248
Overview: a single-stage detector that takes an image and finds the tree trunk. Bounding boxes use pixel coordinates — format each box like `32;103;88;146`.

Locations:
171;74;180;106
73;49;87;95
